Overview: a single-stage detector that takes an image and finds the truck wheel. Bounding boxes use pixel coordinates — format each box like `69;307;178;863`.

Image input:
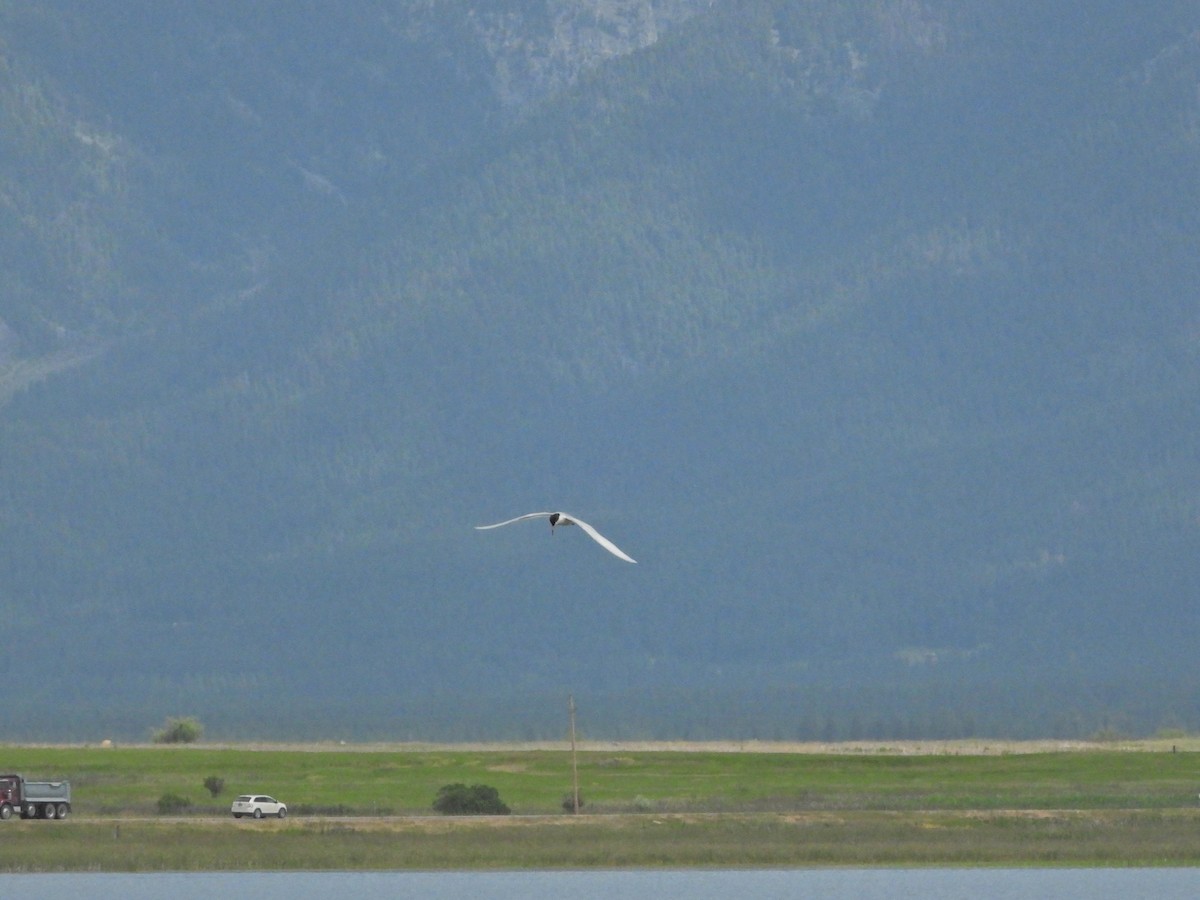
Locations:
56;804;69;820
43;803;56;820
0;804;11;820
25;804;39;819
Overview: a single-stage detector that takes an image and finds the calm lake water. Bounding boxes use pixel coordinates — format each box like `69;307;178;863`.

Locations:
6;869;1200;899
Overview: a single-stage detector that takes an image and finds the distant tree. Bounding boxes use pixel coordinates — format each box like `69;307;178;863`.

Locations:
432;783;511;815
152;716;203;744
203;776;225;798
156;792;192;814
1156;728;1188;740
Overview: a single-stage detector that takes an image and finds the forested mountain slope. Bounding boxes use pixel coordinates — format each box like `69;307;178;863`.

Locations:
0;1;1197;739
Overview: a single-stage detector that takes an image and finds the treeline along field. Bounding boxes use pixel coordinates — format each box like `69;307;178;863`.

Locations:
1;742;1200;870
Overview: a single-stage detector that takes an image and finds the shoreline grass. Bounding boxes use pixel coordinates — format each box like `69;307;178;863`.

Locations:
4;811;1200;871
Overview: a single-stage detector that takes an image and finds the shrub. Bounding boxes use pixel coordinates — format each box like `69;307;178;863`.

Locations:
152;716;203;744
432;783;511;815
156;792;192;814
561;792;585;812
203;776;225;798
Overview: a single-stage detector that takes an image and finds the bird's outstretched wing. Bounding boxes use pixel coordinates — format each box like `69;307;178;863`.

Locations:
474;512;555;530
568;515;637;564
475;511;637;563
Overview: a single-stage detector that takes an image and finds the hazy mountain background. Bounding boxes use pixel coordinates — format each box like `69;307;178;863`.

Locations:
1;0;1198;741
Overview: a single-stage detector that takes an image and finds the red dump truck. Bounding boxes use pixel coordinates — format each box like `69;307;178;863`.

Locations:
0;774;71;820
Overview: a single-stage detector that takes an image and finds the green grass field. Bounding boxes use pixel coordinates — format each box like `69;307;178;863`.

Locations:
2;741;1199;870
7;742;1199;816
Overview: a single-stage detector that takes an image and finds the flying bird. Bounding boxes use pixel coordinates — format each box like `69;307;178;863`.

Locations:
475;512;637;563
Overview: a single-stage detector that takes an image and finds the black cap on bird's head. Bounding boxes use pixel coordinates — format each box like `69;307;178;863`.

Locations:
548;512;562;527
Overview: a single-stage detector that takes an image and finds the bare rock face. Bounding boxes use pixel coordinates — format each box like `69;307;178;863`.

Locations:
469;1;710;107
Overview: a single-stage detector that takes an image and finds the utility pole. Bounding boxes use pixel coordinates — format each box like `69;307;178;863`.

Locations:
569;694;580;814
